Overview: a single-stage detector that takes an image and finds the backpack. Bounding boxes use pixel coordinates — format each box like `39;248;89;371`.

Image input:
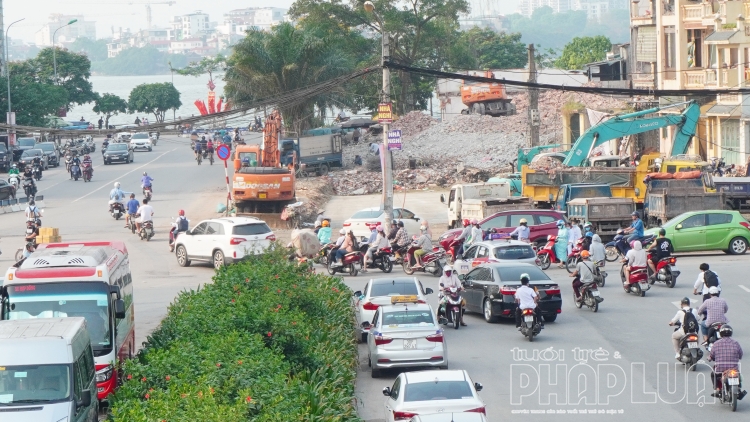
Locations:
704;270;719;288
682;308;699;333
178;217;189;232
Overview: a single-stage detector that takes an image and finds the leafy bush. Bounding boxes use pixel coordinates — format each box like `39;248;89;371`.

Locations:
109;247;360;421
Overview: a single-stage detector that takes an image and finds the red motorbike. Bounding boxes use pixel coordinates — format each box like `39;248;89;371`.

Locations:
81;163;93;182
537;235;563;270
565;238;585;273
327;250;364;276
444;238;463;264
403;245;445;277
647;254;679;288
620;262;650;297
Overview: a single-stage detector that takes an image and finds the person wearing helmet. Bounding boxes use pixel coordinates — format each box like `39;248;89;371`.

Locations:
581;231;594;251
623;211;644;244
698;286;729;346
82;153;93;174
583;222;594;236
109;182;131;207
391;220;409;254
24;199;41;222
647;228;673;276
8;162;19;177
708;324;745;398
438;265;466;326
332;229;357;267
589;234;606;267
567;218;582;257
668;297;700;359
468;219;483;244
169;208;189;251
141;171;154;194
411;225;432;268
454;218;474;257
570;250;594;300
315;209;328;225
555;220;568;268
622;240;647;284
515;273;541;330
194;137;203;158
693;263;722;302
365;225;389;265
317;220;332;244
509;218;531;243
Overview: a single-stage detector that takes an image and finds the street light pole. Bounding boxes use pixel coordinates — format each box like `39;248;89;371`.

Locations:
365;1;394;231
5;18;24;114
52;19;77;84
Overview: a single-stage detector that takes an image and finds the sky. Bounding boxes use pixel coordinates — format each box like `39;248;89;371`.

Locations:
4;0;521;43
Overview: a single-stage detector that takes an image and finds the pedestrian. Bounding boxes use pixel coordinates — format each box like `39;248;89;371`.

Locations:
98;116;103;130
555;220;568;268
143;117;149;126
134;116;141;126
80;116;85;122
353;128;361;144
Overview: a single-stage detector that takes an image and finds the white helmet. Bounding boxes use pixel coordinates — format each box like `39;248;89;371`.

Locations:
444;265;453;272
339;229;346;234
420;225;426;231
708;286;720;295
114;182;120;188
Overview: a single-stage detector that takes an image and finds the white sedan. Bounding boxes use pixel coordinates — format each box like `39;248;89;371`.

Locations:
344;207;423;241
382;370;485;421
454;240;539;276
129;132;153;151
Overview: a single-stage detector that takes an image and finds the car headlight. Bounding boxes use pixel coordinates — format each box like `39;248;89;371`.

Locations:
96;364;114;382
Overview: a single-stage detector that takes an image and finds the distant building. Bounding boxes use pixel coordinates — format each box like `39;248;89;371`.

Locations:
107;28;171;58
170;12;211;40
217;7;288;36
35;14;96;46
169;38;213;55
517;0;627;20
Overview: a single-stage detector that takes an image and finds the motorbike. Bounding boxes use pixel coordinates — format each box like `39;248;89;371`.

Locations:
22;178;36;200
139;219;155;241
519;307;543;342
110;202;125;220
593;260;607;287
717;368;745;411
620;262;651;297
647;254;679;287
612;231;656;258
8;174;19;191
143;186;153;201
565;238;585;273
82;163;92;182
437;284;463;330
196;152;202;165
537;235;563;270
64;155;73;172
403;245;444;277
70;163;82;181
574;281;603;312
444;238;463;264
315;243;335;267
327;250;364;276
704;319;726;352
710;157;728;177
128;213;137;234
15;241;36;262
672;322;703;371
169;217;188;252
359;244;394;273
32;163;42;181
202;149;214;165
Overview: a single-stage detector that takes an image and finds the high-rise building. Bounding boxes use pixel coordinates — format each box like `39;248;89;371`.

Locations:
170;11;210;40
35;14;96;46
517;0;572;17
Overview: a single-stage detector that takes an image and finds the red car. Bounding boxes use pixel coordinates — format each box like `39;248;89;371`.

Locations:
438;210;566;250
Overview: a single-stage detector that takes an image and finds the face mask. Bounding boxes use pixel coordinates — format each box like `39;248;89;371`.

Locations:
445;271;452;277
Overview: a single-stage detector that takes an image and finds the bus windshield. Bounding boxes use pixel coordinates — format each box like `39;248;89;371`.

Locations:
4;282;112;355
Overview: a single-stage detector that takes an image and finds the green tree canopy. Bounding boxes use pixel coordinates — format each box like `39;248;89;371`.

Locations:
450;27;527;69
68;38;109;62
555;35;612;70
93;93;128;128
224;23;355;134
30;48;97;109
0;61;68;126
175;54;226;84
128;83;182;123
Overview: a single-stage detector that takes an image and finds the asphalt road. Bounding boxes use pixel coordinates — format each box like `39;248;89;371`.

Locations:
323;196;750;421
0;136;227;348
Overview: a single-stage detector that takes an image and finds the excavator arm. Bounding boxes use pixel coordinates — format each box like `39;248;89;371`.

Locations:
562;101;700;167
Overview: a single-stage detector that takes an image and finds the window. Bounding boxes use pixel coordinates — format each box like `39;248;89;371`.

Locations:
476;246;489;258
494;245;536;260
390;378;401;400
537;215;557;224
382;310;435;326
707;213;733;226
232;223;271;235
206;222;224;235
473;268;492;281
192;222;207;235
394;209;415;220
448;189;456;204
370;281;419;297
680;214;705;229
0;364;71;404
463;246;478;259
496;266;549;282
351;209;382;219
372;309;380;327
404;381;473;402
480;215;508;230
238;152;258;167
509;214;535;227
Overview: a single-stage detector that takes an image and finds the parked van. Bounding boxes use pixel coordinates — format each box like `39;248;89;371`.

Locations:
0;317;98;422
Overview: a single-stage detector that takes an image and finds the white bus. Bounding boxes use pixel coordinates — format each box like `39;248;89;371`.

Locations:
1;241;134;401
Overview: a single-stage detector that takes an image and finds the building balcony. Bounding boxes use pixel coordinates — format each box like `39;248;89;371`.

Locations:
682;2;716;28
684;69;707;88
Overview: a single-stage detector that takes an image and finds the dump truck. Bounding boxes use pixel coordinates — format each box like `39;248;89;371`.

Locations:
566;197;636;240
643;173;723;226
440;182;532;229
279;134;343;176
714;177;750;212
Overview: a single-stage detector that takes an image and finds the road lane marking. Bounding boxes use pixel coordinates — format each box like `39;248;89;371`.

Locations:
739;285;750;293
72;149;175;203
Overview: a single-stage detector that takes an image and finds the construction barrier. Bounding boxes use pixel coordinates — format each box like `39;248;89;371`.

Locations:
1;195;45;215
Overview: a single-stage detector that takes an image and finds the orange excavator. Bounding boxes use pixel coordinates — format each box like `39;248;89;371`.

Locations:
460;70;516;117
232;109;295;217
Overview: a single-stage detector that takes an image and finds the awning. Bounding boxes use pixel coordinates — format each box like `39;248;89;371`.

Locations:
705;30;741;44
706;103;740;117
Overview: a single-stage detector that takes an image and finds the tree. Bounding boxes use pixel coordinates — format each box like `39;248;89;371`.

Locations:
0;61;68;126
68;38;109;62
555;36;612;70
93;93;128;128
30;48;97;109
450;27;527;69
128;83;182;123
175;54;226;86
224;23;356;134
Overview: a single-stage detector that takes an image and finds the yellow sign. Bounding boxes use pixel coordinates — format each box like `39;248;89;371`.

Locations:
258;193;267;199
378;103;393;124
391;295;419;304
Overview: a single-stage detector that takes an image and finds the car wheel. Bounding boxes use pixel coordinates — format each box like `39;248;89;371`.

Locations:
148;147;152;152
371;367;381;378
176;246;190;267
542;314;557;323
728;237;748;255
213;250;225;269
483;298;498;323
360;332;367;343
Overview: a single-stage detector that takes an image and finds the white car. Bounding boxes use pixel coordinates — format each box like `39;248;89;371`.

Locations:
354;277;434;343
454;240;539;276
410;414;487;422
174;217;276;269
382;370;485;421
129;132;152;151
115;132;132;142
344;207;423;241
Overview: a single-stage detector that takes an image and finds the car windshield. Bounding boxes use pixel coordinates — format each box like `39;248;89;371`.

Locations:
494;245;536;260
232;223;272;235
496;266;550;282
18;138;35;147
370;281;418;297
382;310;435;327
4;282;112;354
131;134;149;139
108;144;128;151
0;144;7;151
351;210;383;219
21;149;41;157
0;364;71;405
404;381;473;402
36;144;54;152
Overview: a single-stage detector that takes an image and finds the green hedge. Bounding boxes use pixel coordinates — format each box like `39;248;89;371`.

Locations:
109;247;361;421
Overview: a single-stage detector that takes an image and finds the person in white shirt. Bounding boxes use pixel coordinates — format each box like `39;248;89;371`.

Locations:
514;273;541;330
135;198;154;232
509;218;531;243
438;265;466;326
567;220;582;255
24;200;41;221
365;226;390;264
668;297;700;359
589;234;606;266
468;219;483;246
692;263;721;301
622;240;647;284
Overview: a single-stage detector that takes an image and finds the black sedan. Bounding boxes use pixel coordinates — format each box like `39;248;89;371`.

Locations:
460;262;562;323
102;143;134;164
0;179;15;200
18;149;49;170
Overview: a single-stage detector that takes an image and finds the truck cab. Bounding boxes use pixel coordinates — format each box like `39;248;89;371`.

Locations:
553;184;613;214
442;183;519;229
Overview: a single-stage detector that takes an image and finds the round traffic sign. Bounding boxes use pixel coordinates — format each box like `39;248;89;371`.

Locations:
216;144;231;161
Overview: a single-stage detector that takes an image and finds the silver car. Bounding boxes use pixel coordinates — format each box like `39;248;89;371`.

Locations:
454;240;539;276
363;300;447;378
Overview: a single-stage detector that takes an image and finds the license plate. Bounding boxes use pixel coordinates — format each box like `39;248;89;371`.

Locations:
728;378;740;385
389;256;396;261
688;342;698;348
403;339;417;350
259;193;267;199
354;263;362;270
592;291;600;297
114;211;120;215
524;316;534;322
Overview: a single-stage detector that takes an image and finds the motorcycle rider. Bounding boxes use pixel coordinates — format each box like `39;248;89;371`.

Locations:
589;234;606;267
170;209;189;251
70;154;81;179
31;154;43;175
509;218;531;243
515;273;542;330
25;219;39;245
438;265;466;326
194;138;203;158
24;200;41;222
330;228;347;264
82;154;93;177
698;286;729;346
206;138;214;156
583;222;594;237
454;219;472;257
109;182;131;209
581;231;594;252
332;230;357;267
567;219;582;256
468;219;483;245
621;211;645;252
391;221;409;257
141;172;154;195
647;228;673;276
125;194;140;229
135;198;154;233
668;297;700;359
570;250;595;300
693;263;721;301
317;220;332;245
365;225;390;264
622;240;647;284
412;226;433;268
8;163;19;178
708;325;745;399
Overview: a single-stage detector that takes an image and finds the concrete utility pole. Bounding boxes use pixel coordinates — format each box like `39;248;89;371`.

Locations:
527;44;540;147
381;32;394;229
0;0;5;79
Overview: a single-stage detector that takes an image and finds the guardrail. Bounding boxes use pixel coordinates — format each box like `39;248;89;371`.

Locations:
0;195;45;214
